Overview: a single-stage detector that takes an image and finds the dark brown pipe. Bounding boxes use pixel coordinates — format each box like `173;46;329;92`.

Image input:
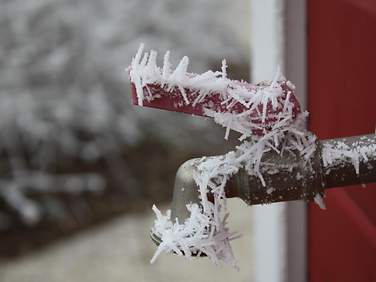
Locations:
227;134;376;205
322;134;376;189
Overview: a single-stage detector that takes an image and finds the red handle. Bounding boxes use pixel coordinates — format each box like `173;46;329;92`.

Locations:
130;80;301;136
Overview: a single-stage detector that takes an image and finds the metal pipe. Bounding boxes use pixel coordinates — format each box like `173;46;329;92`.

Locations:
228;134;376;205
322;134;376;189
151;134;376;247
169;134;376;219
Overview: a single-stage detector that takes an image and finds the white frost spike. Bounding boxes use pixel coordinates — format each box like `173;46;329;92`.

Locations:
162;51;171;83
170;56;190;104
146;50;159;75
133;43;144;65
270;65;282;88
170;56;189;81
140;52;149;68
130;43;145;106
221;59;227;78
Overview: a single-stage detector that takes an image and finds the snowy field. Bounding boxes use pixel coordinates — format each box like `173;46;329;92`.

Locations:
0;200;254;282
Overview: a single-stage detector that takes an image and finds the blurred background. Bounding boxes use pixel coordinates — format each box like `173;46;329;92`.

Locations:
0;0;253;281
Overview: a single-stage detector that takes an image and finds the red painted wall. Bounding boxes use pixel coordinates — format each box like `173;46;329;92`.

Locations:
308;0;376;281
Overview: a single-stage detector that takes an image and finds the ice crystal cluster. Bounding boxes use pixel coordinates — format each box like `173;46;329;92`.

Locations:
322;137;376;175
129;45;319;267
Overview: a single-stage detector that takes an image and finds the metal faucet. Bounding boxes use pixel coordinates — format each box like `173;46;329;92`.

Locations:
150;134;376;248
128;53;376;253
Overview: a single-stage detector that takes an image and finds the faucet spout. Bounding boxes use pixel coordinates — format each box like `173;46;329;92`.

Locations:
170;159;201;224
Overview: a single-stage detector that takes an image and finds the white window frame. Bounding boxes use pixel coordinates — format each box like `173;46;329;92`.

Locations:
250;1;307;281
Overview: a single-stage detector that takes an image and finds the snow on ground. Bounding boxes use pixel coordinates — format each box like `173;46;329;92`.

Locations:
0;200;253;282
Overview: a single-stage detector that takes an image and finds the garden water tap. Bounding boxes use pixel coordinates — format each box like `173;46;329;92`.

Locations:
128;45;376;260
149;134;376;249
131;78;376;250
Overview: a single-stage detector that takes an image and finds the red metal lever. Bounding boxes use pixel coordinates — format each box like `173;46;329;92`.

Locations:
128;45;302;137
130;80;302;136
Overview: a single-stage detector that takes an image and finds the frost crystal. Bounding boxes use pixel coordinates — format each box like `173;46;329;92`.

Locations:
322;139;376;175
130;45;318;267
